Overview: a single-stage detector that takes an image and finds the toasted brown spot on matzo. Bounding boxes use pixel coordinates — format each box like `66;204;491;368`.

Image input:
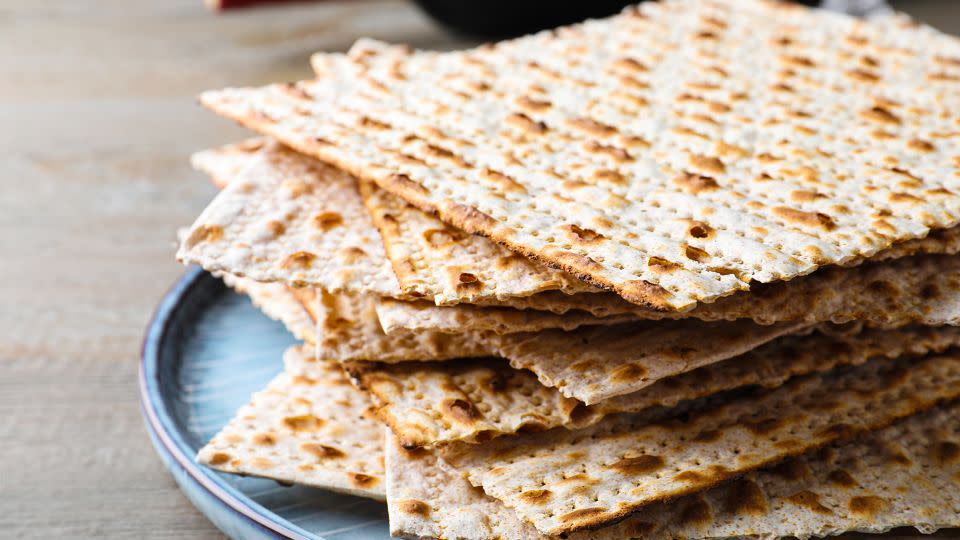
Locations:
772;207;837;231
349;472;380;489
848;495;887;517
608;454;665;475
674;172;720;194
906;139;935;152
440;398;481;425
610;363;648;383
336;246;367;264
889;192;924;204
648;256;682;273
827;469;857;488
689;154;726;175
861;106;901;125
567;117;618;137
445;202;500;232
786;490;833;514
686;221;715;239
565;224;604;244
301;443;346;460
620;279;672;309
674;470;706;483
357;116;391;130
283;414;323;431
584;141;632;161
515;96;551;112
209;452;231;465
724;479;769;515
186;224;223;246
685;245;710;262
384;173;429;196
251;433;276;446
846;69;880;83
457;272;478;284
312;211;343;231
591;169;628;185
423;144;469;167
781;54;816;68
559;507;609;525
612;57;649;73
791;190;827;203
281;251;317;269
505;112;547;134
397;499;431;517
518;489;553;505
264;220;286;237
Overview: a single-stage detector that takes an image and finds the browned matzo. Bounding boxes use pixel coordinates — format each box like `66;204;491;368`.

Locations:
442;352;960;534
188;141;960;329
317;288;806;404
351;325;960;447
196;345;386;499
201;0;960;309
386;400;960;539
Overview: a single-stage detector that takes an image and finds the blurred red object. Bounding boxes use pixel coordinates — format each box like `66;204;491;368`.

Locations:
206;0;313;11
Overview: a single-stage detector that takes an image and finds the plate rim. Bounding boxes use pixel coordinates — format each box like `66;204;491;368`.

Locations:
139;266;317;540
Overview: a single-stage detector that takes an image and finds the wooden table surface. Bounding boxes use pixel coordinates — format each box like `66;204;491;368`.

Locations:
0;1;957;538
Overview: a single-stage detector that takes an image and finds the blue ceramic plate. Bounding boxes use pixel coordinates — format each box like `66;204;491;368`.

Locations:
140;267;390;540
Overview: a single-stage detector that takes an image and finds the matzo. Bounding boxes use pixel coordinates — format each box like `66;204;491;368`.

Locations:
497;318;808;404
201;0;960;310
387;401;960;540
179;139;404;296
191;142;960;327
321;289;805;404
352;325;960;447
221;273;317;344
375;297;637;335
442;352;960;534
193;139;600;305
627;401;960;540
385;430;543;540
196;345;385;499
358;178;598;304
496;252;960;327
315;289;492;363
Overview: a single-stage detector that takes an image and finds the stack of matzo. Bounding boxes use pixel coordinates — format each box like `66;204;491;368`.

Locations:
177;0;960;537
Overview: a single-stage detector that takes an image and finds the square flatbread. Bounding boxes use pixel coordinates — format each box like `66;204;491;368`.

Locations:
196;345;385;499
386;400;960;539
374;297;636;335
182;138;404;297
189;140;960;331
350;325;960;448
318;288;805;404
358;178;598;304
441;351;960;534
201;0;960;309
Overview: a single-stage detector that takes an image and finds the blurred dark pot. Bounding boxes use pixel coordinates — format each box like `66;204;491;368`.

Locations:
412;0;640;39
413;0;821;39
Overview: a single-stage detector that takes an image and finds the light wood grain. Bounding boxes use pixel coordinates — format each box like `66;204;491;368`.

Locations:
1;1;957;538
0;2;466;538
